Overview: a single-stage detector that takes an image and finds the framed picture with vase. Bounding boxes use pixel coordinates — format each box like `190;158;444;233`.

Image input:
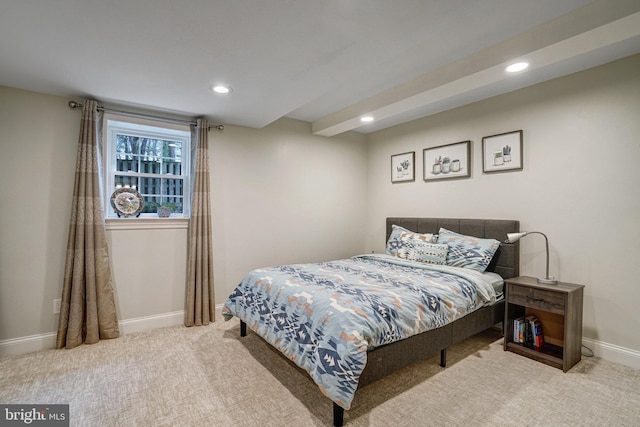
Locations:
423;140;471;182
482;130;523;173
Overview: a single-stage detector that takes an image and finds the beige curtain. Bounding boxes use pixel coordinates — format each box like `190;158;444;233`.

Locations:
56;100;119;349
185;118;215;326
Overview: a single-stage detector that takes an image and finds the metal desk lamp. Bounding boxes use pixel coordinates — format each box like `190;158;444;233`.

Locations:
505;231;558;285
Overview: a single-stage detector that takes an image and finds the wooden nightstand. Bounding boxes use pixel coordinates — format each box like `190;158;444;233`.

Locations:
503;276;585;372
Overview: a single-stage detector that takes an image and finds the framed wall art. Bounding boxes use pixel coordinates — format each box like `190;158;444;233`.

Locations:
482;130;523;173
423;140;471;182
391;151;415;183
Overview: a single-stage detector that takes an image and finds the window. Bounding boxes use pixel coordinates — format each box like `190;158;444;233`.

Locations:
105;119;191;218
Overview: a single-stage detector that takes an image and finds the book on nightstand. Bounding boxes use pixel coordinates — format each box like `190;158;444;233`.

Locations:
514;317;524;343
531;317;544;348
513;315;544;347
525;315;536;346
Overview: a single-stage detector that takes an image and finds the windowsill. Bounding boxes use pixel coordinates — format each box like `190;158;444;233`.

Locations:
105;217;189;231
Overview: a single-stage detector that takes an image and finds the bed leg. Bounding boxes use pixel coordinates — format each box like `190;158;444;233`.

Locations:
333;403;344;427
240;320;247;337
440;348;447;367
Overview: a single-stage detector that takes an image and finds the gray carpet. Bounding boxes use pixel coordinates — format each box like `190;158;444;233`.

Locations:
1;318;639;426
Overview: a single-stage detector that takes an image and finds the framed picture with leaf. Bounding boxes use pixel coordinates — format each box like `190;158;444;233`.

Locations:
391;151;415;183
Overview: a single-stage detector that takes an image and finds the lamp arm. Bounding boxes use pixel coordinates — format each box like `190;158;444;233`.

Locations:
506;230;557;284
526;231;550;279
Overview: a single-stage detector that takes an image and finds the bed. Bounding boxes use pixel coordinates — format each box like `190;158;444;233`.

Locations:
223;217;519;426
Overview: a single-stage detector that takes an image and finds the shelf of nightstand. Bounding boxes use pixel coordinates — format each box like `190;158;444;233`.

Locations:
506;341;564;369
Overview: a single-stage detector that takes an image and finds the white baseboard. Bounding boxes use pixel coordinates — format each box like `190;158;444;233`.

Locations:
582;337;640;370
119;305;224;334
0;332;58;357
118;310;185;335
0;306;227;357
1;310;185;357
3;312;638;370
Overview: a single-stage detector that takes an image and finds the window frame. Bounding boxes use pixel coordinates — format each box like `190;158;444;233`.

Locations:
104;117;191;220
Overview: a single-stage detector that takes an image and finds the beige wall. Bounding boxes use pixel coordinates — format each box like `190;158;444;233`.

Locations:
365;54;640;353
0;88;78;340
0;86;367;343
210;118;368;300
106;225;188;321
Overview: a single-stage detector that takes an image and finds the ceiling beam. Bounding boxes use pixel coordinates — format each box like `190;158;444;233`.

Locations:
312;1;640;136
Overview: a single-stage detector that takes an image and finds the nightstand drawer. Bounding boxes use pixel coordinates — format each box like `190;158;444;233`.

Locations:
508;284;565;314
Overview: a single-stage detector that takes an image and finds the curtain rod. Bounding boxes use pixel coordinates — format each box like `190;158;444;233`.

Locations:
67;101;224;131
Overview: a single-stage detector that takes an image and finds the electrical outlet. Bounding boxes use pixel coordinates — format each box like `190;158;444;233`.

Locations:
53;299;61;314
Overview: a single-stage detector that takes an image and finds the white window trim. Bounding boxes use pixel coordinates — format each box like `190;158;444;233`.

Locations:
105;217;189;230
103;115;191;221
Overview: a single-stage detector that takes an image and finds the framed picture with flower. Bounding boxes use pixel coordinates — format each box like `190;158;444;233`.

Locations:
423;140;471;182
482;130;523;173
391;151;415;183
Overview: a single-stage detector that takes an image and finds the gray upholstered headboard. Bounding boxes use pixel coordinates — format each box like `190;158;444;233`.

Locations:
386;217;520;279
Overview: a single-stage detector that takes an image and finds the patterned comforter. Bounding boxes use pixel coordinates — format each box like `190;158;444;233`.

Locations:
222;254;498;410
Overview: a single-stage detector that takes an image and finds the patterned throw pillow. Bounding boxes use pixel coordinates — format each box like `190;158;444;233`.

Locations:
436;228;500;272
386;225;435;256
396;232;449;265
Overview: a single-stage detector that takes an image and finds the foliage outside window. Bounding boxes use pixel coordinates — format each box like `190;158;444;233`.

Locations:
105;119;191;218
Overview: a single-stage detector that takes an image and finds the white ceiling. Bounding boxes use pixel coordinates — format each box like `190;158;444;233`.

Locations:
1;0;639;136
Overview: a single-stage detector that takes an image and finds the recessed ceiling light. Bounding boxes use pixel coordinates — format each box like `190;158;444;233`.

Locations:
210;84;232;94
506;62;529;73
360;115;374;123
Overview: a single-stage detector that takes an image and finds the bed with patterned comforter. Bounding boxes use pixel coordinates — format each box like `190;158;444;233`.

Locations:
222;253;499;410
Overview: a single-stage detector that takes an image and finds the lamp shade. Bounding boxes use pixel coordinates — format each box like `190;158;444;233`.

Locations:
506;232;528;243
